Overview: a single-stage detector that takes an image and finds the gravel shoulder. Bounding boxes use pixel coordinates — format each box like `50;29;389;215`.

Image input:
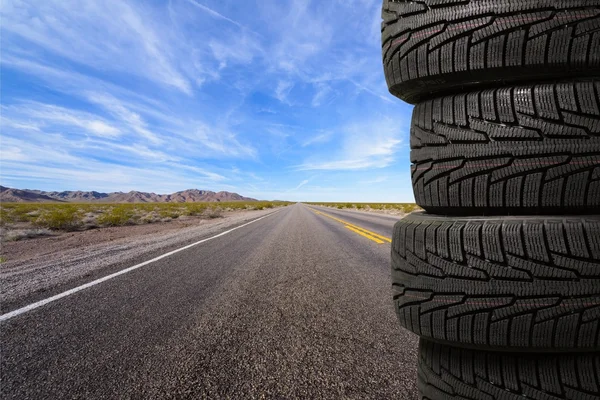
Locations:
0;208;281;309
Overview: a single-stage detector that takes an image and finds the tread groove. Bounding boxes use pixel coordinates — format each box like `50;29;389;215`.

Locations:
392;213;600;351
382;1;600;103
418;339;600;399
410;80;600;215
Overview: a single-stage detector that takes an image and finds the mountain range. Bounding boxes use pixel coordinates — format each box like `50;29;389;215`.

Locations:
0;186;258;203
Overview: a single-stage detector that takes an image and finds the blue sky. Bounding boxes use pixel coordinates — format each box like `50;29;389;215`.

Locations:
1;0;415;202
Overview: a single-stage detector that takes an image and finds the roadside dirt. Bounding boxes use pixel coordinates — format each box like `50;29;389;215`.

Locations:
0;208;281;307
2;215;219;263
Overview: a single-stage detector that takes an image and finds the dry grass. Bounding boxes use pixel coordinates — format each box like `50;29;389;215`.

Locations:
0;201;290;238
305;202;420;213
3;228;55;242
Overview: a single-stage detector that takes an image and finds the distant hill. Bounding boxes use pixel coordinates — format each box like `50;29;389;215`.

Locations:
30;190;110;202
0;186;63;203
0;186;257;203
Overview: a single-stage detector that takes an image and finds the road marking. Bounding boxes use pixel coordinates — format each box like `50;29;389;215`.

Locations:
311;209;392;244
0;210;282;323
345;226;385;244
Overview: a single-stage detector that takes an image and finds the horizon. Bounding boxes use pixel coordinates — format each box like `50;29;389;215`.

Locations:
2;185;416;203
1;0;415;202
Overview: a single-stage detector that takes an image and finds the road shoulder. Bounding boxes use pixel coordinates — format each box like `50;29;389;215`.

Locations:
0;208;283;309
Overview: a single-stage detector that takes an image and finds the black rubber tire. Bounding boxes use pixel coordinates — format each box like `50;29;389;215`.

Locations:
391;212;600;351
381;0;600;104
411;80;600;216
418;339;600;400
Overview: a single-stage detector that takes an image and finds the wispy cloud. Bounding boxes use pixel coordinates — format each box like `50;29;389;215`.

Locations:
1;0;415;201
209;34;264;70
301;131;333;147
287;179;310;193
275;80;294;105
1;0;193;93
2;102;121;138
86;93;163;144
0;132;227;193
184;0;246;29
191;122;257;159
296;118;405;171
311;83;333;107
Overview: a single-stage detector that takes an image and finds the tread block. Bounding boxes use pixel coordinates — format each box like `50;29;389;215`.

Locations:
382;0;600;103
411;80;600;215
392;213;600;350
418;339;600;400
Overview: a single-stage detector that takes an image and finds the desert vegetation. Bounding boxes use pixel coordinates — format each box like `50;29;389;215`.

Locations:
0;202;290;240
305;202;420;213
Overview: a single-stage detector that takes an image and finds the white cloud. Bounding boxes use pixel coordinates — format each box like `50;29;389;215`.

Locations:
0;55;169;112
350;79;395;103
0;146;28;162
191;122;257;159
275;80;294;105
297;117;405;171
86;93;163;144
290;179;310;192
301;131;333;147
1;0;192;93
2;103;121;138
1;117;41;132
0;134;228;193
311;83;333;107
184;0;246;29
0;0;414;200
209;34;263;69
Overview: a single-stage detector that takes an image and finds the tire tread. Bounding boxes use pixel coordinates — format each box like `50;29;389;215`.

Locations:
391;213;600;350
418;339;600;400
382;0;600;103
411;81;600;214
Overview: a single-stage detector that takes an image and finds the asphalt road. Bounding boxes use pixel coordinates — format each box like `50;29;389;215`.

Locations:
1;203;419;399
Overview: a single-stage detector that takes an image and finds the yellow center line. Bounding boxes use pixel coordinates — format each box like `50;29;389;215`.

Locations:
310;208;392;244
345;225;385;244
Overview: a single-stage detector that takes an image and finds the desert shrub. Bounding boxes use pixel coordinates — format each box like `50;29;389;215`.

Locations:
204;206;222;218
140;212;160;224
35;206;83;231
96;205;137;226
184;204;207;216
401;204;421;213
8;204;39;222
159;208;181;219
4;228;54;241
154;204;182;219
0;208;13;225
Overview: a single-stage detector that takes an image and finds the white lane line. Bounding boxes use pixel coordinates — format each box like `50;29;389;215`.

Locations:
0;210;281;323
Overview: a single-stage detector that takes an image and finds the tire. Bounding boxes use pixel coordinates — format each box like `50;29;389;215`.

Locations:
418;339;600;400
381;0;600;104
411;80;600;215
391;212;600;351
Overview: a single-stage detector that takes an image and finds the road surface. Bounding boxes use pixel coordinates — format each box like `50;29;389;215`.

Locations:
1;203;419;399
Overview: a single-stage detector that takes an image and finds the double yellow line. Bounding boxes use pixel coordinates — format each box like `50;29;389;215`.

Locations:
312;209;392;245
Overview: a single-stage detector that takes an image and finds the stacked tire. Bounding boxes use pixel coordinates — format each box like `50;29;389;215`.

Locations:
381;1;600;399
